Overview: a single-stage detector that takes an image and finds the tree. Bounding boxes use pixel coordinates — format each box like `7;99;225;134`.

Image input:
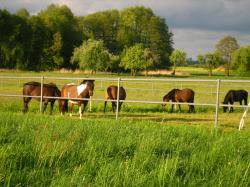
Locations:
38;4;82;67
71;39;110;73
232;46;250;76
197;52;220;76
215;36;239;76
117;6;173;68
81;10;120;54
169;49;187;73
16;8;30;18
120;44;154;76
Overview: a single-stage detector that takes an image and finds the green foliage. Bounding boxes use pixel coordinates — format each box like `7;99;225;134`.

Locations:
71;39;110;73
117;7;173;68
197;52;220;76
15;8;30;18
232;46;250;76
0;5;173;72
170;49;187;71
38;4;82;67
215;36;239;76
120;44;154;75
81;10;120;54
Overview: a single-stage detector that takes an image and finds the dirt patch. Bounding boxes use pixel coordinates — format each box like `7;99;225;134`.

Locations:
141;70;191;76
214;66;226;72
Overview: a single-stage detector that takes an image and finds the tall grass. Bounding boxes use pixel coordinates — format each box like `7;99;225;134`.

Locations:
0;112;249;186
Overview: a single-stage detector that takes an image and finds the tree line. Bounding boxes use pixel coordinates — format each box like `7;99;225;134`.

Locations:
197;36;250;76
0;4;173;74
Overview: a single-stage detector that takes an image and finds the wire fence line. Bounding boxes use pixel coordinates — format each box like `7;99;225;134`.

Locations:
0;76;250;129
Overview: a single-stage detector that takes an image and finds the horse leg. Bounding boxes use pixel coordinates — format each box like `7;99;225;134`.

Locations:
78;102;82;119
112;102;116;113
104;101;107;113
229;101;234;112
42;101;48;113
170;104;174;113
50;100;55;115
178;104;181;112
69;102;73;117
118;102;123;112
23;97;31;113
244;98;248;105
82;101;88;115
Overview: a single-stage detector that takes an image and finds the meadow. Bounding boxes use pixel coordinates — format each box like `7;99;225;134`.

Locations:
0;68;250;186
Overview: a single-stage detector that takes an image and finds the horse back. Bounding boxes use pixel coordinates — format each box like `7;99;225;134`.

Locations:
23;82;60;99
105;85;126;100
176;89;195;102
61;84;78;98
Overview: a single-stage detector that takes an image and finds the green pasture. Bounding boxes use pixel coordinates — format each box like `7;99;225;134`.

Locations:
0;69;250;129
0;69;250;186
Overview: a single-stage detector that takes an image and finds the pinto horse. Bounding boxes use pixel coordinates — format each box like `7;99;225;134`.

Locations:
60;80;95;119
222;90;248;112
23;81;61;114
104;85;126;113
162;88;195;112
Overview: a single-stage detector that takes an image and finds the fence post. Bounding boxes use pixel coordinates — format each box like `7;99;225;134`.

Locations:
40;76;44;113
215;79;221;128
116;78;121;120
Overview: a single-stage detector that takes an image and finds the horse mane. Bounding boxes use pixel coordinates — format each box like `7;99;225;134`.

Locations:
80;79;95;85
223;90;234;103
23;81;41;86
24;81;58;88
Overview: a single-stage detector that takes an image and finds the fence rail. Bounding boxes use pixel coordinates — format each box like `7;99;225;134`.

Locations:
0;76;249;130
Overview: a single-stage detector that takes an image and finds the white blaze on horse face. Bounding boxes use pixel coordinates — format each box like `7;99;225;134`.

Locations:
77;84;87;96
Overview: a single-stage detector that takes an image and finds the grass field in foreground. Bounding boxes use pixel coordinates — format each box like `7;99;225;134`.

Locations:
0;111;249;186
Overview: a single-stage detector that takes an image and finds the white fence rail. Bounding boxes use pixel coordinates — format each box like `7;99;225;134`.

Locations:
0;76;249;130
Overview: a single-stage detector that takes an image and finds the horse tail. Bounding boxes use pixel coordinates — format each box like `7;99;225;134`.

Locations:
107;87;115;100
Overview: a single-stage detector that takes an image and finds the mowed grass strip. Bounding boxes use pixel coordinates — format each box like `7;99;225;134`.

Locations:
0;112;249;186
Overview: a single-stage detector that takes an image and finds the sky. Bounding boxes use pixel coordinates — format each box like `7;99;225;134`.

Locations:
1;0;250;59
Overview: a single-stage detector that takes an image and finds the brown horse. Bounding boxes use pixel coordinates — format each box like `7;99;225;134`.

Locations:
222;90;248;112
162;88;195;112
23;81;61;114
60;80;95;119
104;85;126;113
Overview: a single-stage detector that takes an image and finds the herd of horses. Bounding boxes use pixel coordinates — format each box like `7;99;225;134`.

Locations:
22;80;248;118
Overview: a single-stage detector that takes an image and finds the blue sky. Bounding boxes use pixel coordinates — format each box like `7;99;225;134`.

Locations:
1;0;250;59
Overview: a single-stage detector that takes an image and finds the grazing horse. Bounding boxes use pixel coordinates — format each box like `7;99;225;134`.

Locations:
23;81;61;114
162;88;195;112
222;90;248;112
60;80;95;119
104;85;126;113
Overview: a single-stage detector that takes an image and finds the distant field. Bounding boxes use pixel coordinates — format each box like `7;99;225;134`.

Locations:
0;69;250;186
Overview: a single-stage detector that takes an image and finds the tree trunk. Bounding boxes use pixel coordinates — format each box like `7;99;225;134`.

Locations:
226;61;230;76
208;68;212;76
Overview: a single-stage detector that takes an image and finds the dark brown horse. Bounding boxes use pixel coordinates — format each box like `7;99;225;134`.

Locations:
162;88;195;112
60;80;95;119
104;85;126;113
223;90;248;112
23;81;61;114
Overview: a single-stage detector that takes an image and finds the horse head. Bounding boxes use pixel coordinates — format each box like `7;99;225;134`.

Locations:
162;94;169;106
81;80;95;96
162;89;178;106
